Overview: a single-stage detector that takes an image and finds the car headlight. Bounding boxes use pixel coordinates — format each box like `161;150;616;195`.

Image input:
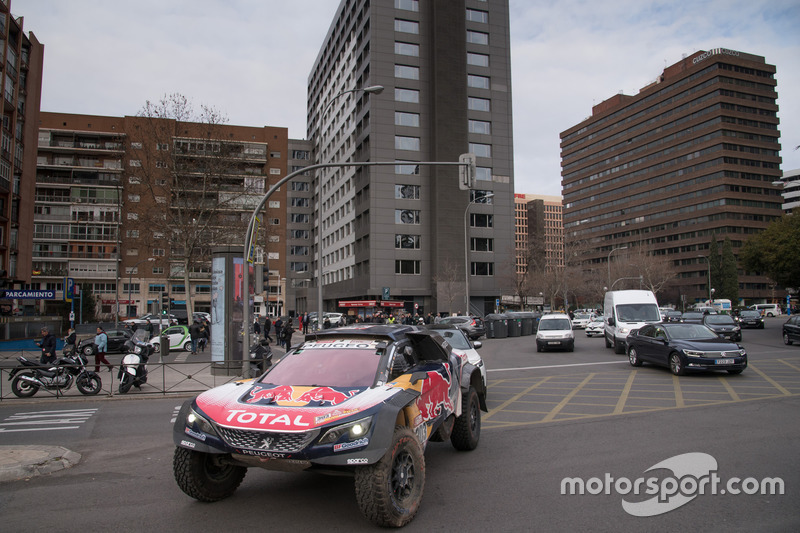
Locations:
619;327;630;335
683;350;704;357
318;416;372;445
187;406;219;436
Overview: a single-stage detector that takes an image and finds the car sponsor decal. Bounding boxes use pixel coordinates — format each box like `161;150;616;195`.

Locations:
301;339;383;350
333;438;369;452
184;427;207;441
244;385;361;407
347;458;369;464
417;366;455;422
180;440;196;449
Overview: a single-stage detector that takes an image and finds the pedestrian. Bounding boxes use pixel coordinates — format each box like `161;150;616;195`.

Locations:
37;327;58;365
145;319;154;339
264;315;273;342
63;327;77;355
302;312;309;334
94;326;112;372
253;316;261;338
189;320;201;354
283;321;295;349
274;317;284;347
198;322;209;352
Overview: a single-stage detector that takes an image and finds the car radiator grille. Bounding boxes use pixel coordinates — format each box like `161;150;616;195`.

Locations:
702;350;742;357
217;427;320;453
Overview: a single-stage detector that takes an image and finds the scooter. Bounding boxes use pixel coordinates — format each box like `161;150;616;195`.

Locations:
9;346;102;398
117;329;153;394
249;337;274;378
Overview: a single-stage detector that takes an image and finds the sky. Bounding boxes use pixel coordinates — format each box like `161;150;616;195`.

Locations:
15;0;800;197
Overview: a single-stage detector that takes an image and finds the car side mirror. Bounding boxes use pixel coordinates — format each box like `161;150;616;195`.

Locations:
607;317;615;327
473;341;482;349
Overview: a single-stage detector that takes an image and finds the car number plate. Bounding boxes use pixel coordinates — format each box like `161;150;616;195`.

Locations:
716;358;734;365
548;341;561;345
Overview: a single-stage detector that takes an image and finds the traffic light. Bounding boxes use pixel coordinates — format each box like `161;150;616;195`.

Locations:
161;291;169;314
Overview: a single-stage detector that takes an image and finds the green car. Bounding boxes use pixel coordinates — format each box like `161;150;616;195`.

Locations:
149;325;192;353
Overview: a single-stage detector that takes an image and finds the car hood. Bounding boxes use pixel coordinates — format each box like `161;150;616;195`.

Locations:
672;338;743;352
194;381;405;432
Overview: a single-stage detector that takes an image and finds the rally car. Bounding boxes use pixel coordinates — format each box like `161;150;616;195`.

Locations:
172;325;487;527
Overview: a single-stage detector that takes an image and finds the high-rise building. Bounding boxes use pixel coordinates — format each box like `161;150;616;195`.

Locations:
301;0;514;317
561;48;784;305
514;193;563;275
0;1;43;295
776;168;799;214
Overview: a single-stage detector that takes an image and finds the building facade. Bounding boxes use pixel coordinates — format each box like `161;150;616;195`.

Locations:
301;0;515;318
514;193;563;276
0;1;43;301
34;112;289;319
776;168;799;214
561;48;784;306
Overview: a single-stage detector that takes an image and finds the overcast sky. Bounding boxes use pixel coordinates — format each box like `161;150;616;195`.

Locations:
16;0;800;196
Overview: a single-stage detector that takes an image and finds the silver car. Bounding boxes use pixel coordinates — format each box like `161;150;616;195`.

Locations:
425;325;487;396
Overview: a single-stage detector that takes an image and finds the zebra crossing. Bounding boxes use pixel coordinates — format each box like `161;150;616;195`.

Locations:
0;408;98;433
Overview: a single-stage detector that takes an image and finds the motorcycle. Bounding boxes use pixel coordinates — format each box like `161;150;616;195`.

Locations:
249;337;274;378
9;345;103;398
117;329;153;394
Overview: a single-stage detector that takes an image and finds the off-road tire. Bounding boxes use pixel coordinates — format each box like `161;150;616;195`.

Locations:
77;373;102;395
11;372;39;397
173;447;247;502
451;386;481;451
354;426;425;527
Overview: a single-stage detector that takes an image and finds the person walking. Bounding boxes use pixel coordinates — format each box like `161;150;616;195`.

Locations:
274;317;284;348
253;316;261;339
63;327;77;355
282;320;295;349
198;322;209;352
94;326;112;372
189;320;201;354
145;319;154;339
37;327;58;365
264;315;273;342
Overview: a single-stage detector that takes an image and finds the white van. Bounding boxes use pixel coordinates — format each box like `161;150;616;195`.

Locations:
604;290;661;354
749;304;782;317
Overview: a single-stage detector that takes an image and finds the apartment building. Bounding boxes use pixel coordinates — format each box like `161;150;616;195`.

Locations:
514;193;563;276
561;48;784;305
301;0;515;317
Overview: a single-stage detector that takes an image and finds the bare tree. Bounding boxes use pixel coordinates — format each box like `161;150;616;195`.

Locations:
625;242;678;296
432;258;463;316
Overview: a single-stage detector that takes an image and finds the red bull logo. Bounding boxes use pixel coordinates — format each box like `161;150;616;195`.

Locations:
416;369;454;421
246;385;360;406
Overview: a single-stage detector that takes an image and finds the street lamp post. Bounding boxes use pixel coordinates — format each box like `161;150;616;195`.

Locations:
128;257;155;318
464;192;494;315
607;246;628;287
697;255;711;303
315;85;384;327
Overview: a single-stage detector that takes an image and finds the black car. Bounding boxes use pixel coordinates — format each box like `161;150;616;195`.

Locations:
703;314;742;342
664;310;683;323
437;315;486;340
681;312;704;324
78;328;134;356
626;323;747;376
736;310;765;329
784;315;800;345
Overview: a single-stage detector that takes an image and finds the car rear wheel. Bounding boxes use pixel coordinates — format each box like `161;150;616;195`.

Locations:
354;425;424;528
152;342;161;353
173;447;246;502
451;386;481;451
784;332;793;345
82;344;95;356
628;346;643;367
670;353;685;376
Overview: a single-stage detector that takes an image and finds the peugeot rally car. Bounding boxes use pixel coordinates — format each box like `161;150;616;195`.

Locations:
172;325;487;527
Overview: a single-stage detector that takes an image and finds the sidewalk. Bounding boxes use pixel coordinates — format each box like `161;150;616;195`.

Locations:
0;445;81;482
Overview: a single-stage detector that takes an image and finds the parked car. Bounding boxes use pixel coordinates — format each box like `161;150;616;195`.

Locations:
78;328;134;355
585;316;605;337
425;324;487;395
437;315;486;340
736;310;765;329
571;313;592;329
148;325;192;353
664;310;683;323
626;323;747;376
750;303;782;317
783;315;800;345
171;325;487;527
681;312;704;324
123;313;175;327
703;314;742;342
536;313;574;352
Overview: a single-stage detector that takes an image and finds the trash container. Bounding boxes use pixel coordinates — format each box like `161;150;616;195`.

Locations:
485;313;509;339
518;312;535;336
505;312;522;337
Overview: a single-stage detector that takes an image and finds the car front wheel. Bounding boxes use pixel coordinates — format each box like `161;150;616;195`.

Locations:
628;346;643;367
82;344;95;356
354;426;425;528
670;353;685;376
784;332;793;345
173;447;247;502
451;386;481;451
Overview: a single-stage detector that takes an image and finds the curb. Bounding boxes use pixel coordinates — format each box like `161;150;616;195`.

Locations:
0;445;81;482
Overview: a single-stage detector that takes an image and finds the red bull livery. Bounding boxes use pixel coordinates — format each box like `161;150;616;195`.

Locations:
173;325;487;527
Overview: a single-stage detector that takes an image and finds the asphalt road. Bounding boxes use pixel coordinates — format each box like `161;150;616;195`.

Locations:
0;318;798;531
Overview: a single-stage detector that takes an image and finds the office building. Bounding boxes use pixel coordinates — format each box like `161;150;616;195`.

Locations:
514;193;563;275
776;168;799;214
301;0;515;317
561;48;784;304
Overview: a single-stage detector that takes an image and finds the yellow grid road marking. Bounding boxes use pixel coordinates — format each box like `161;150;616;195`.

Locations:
672;375;685;408
748;363;791;396
779;359;800;373
614;370;637;414
542;373;595;422
484;376;554;420
718;375;741;401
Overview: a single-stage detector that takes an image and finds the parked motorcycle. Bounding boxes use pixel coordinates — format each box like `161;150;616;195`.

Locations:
117;329;153;394
249;337;274;378
9;347;103;398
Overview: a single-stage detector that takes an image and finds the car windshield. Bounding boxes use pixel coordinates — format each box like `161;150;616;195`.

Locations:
435;329;470;350
705;315;735;325
590;317;603;323
683;313;702;319
666;324;719;340
539;318;571;330
259;339;382;388
616;304;661;322
574;314;590;320
740;311;760;318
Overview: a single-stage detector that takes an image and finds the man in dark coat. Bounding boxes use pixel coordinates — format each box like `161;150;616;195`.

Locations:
37;327;57;365
189;320;202;354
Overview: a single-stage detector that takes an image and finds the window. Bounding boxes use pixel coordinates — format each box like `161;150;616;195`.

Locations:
471;237;493;252
468;97;490;112
470;213;493;227
396;209;420;224
395;136;420;151
470;190;494;203
157;143;169;151
128;176;141;185
395;184;420;199
469;120;491;135
395;88;420;103
468;75;490;89
476;167;491;181
126;230;139;238
291;198;309;207
395;260;421;275
395;42;419;57
268;201;280;208
395;64;419;80
129;160;141;167
292;150;310;160
290;230;309;239
290;246;309;256
131;142;143;149
395;0;419;12
291;213;309;223
291;262;309;273
152;248;166;257
466;31;489;45
466;9;488;23
471;262;494;276
155;161;167;168
395;112;420;127
396;235;420;249
127;213;138;220
290;181;310;191
395;19;419;33
467;52;489;67
127;194;140;203
470;143;492;158
395;162;420;174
